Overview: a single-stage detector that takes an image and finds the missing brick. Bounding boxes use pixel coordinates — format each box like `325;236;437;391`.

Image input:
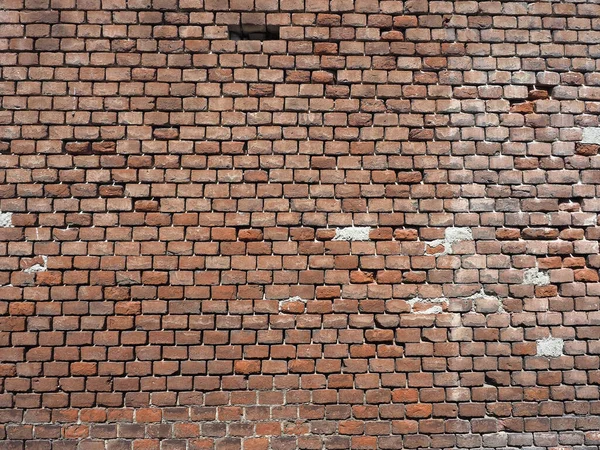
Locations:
333;227;371;242
228;25;280;41
408;289;505;315
536;336;563;358
528;85;550;100
0;212;13;228
407;296;448;314
582;127;600;145
523;267;550;286
424;227;473;257
23;255;48;274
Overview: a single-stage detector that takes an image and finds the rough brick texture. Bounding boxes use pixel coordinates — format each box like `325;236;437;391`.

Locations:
2;0;600;448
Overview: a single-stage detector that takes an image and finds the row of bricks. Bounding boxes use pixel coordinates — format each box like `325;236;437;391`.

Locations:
1;0;597;15
0;266;597;285
1;6;599;27
0;129;595;146
0;152;594;170
3;256;599;273
1;51;595;71
1;198;599;214
2;39;600;57
2;170;600;184
0;103;594;118
1;377;599;402
4;9;600;25
0;204;598;220
1;223;598;239
2;434;600;450
1;123;596;139
1;220;597;238
12;426;594;441
0;318;590;341
0;124;592;140
2;52;600;72
0;342;586;359
1;395;600;428
3;240;599;257
0;195;598;213
1;6;598;24
0;319;592;338
2;431;600;450
0;385;599;408
0;70;595;86
1;97;594;112
3;367;597;391
0;316;595;336
9;223;581;240
0;88;594;105
0;133;596;148
0;97;597;114
1;295;598;312
0;132;588;148
2;153;600;169
3;158;600;174
1;184;599;197
0;285;580;301
2;390;598;422
5;403;598;423
5;27;600;47
0;340;594;362
2;368;600;394
114;81;586;100
0;313;590;332
0;122;596;135
1;117;595;133
0;348;597;370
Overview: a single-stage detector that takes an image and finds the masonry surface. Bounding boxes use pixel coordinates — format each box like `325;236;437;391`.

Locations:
1;0;600;448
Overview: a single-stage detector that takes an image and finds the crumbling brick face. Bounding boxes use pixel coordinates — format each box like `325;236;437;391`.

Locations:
2;0;600;447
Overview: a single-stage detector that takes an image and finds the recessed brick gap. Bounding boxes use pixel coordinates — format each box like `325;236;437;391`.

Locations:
228;24;280;41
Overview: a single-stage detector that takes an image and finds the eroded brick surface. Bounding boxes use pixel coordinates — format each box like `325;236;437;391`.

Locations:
1;0;600;448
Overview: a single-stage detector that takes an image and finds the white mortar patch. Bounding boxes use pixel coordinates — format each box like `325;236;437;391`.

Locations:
523;267;550;286
24;255;48;273
445;227;473;243
408;289;505;315
279;296;307;312
425;227;473;256
536;336;564;357
407;296;448;314
582;127;600;144
0;212;13;228
333;227;371;241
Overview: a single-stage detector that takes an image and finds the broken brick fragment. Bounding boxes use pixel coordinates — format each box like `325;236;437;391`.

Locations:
350;271;374;284
510;102;535;114
576;143;600;156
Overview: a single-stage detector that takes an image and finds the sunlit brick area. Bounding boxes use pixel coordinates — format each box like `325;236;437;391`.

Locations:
2;0;600;448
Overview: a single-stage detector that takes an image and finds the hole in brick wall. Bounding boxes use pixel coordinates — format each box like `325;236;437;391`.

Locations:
228;25;280;41
529;84;550;100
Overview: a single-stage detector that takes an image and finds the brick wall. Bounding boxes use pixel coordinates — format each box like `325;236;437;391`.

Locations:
2;0;600;448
